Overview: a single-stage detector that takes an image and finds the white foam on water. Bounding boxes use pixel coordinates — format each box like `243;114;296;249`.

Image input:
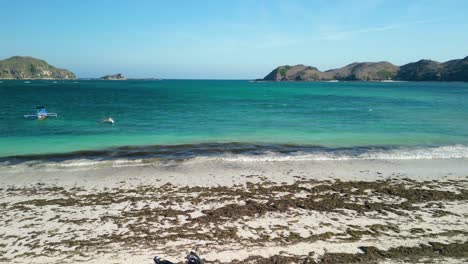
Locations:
3;144;468;171
195;144;468;162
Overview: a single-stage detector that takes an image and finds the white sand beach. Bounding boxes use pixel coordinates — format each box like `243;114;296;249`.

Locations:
1;158;467;263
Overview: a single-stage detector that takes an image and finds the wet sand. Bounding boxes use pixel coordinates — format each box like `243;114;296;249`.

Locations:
0;158;467;263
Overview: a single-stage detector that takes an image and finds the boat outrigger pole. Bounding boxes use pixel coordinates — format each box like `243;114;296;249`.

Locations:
24;106;58;120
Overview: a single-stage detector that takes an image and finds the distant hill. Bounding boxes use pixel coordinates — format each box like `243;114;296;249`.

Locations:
262;56;468;82
396;57;468;82
100;73;126;80
0;56;75;79
263;62;399;81
263;65;329;81
440;56;468;82
396;60;442;81
326;62;399;81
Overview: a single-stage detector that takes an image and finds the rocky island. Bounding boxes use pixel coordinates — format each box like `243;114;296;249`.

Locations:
0;56;75;79
262;56;468;82
100;73;126;80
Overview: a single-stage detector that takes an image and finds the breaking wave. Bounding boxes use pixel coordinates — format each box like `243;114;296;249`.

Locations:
1;143;468;169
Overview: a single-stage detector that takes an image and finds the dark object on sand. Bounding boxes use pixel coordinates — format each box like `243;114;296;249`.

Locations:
153;251;204;264
186;251;204;264
153;256;174;264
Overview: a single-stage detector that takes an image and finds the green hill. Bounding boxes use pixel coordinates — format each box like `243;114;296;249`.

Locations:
0;56;76;79
326;62;399;81
263;62;399;81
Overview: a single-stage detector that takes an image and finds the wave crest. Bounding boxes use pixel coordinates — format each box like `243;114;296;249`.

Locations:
2;143;468;168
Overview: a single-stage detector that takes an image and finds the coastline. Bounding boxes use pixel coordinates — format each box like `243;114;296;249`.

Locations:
3;142;468;162
1;157;467;263
1;79;468;263
2;2;468;263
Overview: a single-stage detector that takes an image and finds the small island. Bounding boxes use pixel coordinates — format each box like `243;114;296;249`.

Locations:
100;73;126;80
0;56;75;80
261;56;468;82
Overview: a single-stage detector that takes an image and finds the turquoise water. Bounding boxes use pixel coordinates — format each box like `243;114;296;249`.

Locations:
1;80;468;158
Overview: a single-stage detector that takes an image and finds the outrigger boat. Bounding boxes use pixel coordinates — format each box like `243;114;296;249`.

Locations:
24;106;58;120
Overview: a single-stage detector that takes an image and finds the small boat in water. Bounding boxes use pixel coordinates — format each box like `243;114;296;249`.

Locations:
99;117;115;124
24;106;58;120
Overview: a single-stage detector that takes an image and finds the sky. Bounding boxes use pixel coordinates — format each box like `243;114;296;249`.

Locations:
1;0;468;79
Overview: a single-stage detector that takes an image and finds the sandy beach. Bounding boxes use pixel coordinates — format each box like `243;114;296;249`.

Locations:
0;157;467;263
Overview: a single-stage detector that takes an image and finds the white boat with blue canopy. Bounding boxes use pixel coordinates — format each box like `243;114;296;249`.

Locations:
24;106;58;120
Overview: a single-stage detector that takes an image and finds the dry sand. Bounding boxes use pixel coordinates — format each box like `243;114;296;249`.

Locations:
0;158;467;263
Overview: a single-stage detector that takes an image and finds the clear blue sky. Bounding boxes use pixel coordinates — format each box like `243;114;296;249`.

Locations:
1;0;468;79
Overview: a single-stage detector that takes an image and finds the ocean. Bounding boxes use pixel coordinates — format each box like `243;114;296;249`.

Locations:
1;80;468;161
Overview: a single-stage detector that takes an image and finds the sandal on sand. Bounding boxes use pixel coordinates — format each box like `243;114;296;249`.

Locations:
186;251;204;264
153;256;174;264
154;251;204;264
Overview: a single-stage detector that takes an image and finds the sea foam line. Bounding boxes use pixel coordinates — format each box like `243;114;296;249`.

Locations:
2;144;468;170
196;145;468;162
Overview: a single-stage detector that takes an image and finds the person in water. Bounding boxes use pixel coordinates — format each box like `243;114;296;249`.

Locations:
37;107;48;120
99;117;114;124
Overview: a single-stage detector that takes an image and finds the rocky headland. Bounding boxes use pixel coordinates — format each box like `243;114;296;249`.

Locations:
0;56;75;80
262;56;468;82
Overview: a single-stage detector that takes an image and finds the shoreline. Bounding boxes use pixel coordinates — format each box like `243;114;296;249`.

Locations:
2;158;468;187
3;142;468;164
1;157;467;263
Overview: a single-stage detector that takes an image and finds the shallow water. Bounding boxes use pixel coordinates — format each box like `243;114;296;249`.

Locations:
1;80;468;158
